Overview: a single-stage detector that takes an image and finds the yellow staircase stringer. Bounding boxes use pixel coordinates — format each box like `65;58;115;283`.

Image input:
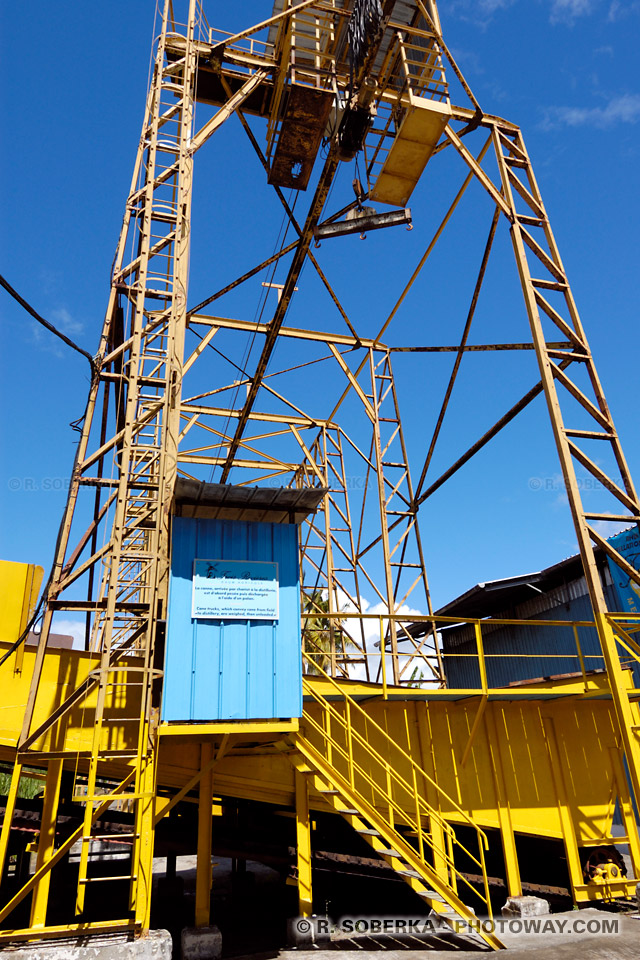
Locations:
278;732;504;951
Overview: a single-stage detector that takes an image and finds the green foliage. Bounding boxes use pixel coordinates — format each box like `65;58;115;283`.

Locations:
0;772;43;799
301;590;352;676
407;665;425;688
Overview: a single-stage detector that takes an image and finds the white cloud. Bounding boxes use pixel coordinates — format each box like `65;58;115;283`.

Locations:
50;617;86;649
334;592;441;684
608;0;640;20
550;0;595;23
446;0;516;26
479;0;514;9
540;93;640;129
450;0;639;23
51;306;84;338
22;305;84;360
591;518;634;537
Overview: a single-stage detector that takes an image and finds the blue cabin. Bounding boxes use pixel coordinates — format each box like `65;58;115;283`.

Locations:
162;481;325;723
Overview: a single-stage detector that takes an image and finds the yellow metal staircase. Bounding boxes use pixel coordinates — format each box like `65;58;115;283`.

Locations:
279;658;504;950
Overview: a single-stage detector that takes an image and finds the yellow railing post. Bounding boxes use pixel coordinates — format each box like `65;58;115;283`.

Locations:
345;697;354;789
30;760;63;929
0;762;22;881
475;621;488;693
379;616;388;699
477;831;492;919
573;624;588;690
445;828;457;893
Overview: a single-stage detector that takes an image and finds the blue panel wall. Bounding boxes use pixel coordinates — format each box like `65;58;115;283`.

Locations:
162;516;302;721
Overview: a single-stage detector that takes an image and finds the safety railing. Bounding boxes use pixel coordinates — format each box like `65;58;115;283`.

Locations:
607;614;640;670
300;610;629;693
208;27;275;63
379;28;448;104
363;26;449;192
265;5;344;165
300;651;494;916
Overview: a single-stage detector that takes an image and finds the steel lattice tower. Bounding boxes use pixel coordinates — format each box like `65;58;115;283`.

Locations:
1;0;640;944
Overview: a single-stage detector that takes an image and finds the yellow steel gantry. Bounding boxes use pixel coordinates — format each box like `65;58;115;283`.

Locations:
1;0;640;949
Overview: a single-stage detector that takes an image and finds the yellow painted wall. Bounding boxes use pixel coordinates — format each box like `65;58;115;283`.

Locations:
0;560;43;644
1;636;637;903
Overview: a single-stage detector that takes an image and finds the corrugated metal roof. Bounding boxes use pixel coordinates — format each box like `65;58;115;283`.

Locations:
174;479;327;524
425;547;621;625
441;586;626;689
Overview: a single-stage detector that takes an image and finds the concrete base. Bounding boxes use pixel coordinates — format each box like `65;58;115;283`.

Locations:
180;926;221;960
502;895;550;918
0;930;172;960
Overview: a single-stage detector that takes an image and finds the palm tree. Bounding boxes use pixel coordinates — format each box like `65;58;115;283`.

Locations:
301;590;352;677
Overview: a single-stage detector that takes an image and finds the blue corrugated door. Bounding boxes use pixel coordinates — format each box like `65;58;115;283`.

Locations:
162;516;302;721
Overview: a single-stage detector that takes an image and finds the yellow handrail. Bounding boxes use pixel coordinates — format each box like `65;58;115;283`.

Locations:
302;679;486;871
301;690;491;910
301;652;493;912
300;707;492;909
302;652;486;837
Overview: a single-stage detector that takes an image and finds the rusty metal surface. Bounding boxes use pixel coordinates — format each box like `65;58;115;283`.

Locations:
268;85;334;190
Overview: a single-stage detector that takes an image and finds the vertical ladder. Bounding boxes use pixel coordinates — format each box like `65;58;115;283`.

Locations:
74;0;199;920
5;0;201;935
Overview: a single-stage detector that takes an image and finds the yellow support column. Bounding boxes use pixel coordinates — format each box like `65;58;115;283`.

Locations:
295;769;313;917
609;746;640;881
0;762;22;881
414;703;449;884
484;706;521;897
195;743;213;928
30;760;63;929
133;750;157;930
596;614;640;810
542;718;584;895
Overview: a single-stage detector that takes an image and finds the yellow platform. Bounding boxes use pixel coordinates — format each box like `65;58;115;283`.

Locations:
370;97;451;207
1;637;638;908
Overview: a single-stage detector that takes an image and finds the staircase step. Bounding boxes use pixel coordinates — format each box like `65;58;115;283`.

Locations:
417;889;446;902
79;874;136;884
396;868;422;879
376;848;402;857
318;789;340;795
338;808;361;816
355;828;380;836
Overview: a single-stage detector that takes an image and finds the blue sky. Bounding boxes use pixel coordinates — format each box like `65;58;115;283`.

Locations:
1;0;639;638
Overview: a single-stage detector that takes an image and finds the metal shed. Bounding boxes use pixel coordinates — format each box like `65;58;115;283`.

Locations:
162;482;326;723
411;550;631;690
